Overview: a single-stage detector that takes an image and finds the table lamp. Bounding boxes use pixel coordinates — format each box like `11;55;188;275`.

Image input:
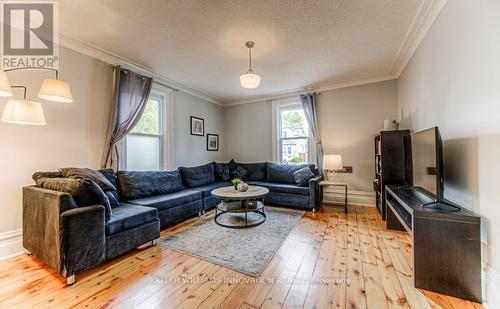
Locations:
323;154;343;181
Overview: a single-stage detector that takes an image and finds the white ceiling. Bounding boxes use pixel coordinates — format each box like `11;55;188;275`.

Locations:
59;0;426;104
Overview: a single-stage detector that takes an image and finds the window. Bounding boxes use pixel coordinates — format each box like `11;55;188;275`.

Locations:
276;103;311;164
119;86;173;171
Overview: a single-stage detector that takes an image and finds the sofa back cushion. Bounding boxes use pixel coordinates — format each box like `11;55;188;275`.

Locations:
35;177;112;220
214;162;231;181
179;163;215;188
116;170;185;200
239;162;267;181
266;163;316;184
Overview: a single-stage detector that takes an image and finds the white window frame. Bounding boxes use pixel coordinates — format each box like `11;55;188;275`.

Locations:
117;83;174;170
271;98;315;164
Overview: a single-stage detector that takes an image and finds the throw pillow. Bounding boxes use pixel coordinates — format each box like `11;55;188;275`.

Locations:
228;159;238;171
36;177;112;221
232;165;249;179
105;191;120;208
60;167;116;191
32;171;63;181
293;166;315;187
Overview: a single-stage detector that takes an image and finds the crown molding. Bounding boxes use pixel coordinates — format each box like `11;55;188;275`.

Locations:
390;0;448;76
58;34;225;106
225;74;396;106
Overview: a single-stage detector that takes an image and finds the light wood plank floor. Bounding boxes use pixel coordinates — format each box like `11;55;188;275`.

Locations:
0;205;482;308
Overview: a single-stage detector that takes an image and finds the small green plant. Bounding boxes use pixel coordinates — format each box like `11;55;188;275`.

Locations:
291;156;301;164
231;178;241;186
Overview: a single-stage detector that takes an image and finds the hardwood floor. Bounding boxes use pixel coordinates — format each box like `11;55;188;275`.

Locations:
0;205;482;308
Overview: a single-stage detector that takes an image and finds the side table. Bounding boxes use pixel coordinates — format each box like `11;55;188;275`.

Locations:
319;181;348;213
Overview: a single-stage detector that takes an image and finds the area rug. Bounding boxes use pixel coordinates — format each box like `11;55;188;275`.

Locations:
158;207;304;277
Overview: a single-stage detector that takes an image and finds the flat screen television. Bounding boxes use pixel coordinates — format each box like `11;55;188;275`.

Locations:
410;127;444;201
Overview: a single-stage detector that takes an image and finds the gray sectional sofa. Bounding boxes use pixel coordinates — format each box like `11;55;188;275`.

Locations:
23;161;322;284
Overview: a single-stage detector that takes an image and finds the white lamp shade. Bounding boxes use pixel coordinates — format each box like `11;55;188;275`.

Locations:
240;72;261;89
323;154;343;170
0;70;13;97
38;79;73;103
1;99;46;125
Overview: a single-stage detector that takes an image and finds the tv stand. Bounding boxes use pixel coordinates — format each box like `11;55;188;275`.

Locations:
385;185;481;303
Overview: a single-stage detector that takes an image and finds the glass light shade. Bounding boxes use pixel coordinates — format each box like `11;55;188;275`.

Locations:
240;72;261;89
323;154;343;170
38;79;73;103
1;99;46;125
0;70;13;97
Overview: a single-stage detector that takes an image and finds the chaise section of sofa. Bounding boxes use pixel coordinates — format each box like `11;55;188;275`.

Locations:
23;184;160;285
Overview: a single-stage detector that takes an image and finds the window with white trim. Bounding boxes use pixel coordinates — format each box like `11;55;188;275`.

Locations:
277;103;311;164
119;87;173;171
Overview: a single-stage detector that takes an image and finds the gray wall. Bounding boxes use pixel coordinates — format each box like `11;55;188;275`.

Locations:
173;91;226;167
397;1;500;306
319;80;398;191
224;80;399;192
225;101;273;162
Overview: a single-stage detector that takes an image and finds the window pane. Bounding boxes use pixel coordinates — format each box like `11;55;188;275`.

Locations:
131;98;160;135
281;138;309;164
126;135;160;171
280;109;309;138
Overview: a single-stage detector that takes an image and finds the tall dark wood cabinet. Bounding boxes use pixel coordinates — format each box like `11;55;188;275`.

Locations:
374;130;410;219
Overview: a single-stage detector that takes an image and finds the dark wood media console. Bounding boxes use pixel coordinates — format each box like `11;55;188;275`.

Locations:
385;185;482;303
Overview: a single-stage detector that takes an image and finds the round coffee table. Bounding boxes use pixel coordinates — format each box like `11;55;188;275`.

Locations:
211;185;269;229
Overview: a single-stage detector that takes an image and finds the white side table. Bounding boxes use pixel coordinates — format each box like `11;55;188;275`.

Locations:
319;181;348;213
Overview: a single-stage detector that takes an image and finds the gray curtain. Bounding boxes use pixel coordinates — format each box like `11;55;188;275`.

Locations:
300;92;324;172
101;66;153;170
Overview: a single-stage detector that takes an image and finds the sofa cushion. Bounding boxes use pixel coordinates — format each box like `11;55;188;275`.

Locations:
247;181;309;196
35;177;112;221
214;162;231;181
231;165;249;180
239;162;267;181
266;163;315;184
293;166;316;187
105;203;157;236
192;181;231;197
127;189;201;211
116;170;185;200
105;191;120;208
60;167;117;191
179;163;215;188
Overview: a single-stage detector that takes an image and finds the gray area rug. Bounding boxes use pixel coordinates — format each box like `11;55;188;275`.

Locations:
159;207;304;277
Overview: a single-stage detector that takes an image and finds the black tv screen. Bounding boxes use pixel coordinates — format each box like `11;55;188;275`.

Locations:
411;127;444;200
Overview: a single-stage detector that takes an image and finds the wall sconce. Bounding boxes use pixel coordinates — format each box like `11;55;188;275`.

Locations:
0;68;74;125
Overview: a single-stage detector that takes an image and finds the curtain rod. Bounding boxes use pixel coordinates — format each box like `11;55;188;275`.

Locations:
109;65;179;92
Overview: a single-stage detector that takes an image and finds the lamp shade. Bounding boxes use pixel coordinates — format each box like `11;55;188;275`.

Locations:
38;79;73;103
323;154;343;170
0;70;13;97
1;99;46;125
240;71;261;89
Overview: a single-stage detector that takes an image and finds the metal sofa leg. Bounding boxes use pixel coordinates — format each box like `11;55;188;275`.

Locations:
66;275;75;285
198;211;202;217
312;208;317;213
151;239;158;246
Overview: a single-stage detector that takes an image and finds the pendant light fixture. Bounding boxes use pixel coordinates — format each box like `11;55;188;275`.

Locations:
240;41;261;89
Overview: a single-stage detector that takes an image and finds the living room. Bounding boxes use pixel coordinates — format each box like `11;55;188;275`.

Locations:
0;1;498;308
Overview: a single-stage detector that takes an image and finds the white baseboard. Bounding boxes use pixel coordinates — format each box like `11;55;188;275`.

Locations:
323;188;375;207
0;229;25;260
483;265;500;308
